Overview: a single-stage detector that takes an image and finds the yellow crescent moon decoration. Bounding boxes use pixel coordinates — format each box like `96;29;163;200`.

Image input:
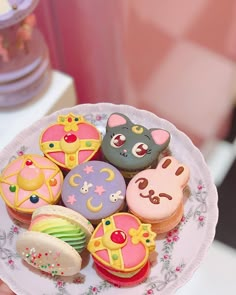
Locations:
100;168;115;181
69;174;81;187
87;197;103;212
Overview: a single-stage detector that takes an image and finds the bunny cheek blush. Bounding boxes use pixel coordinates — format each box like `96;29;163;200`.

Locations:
87;212;156;287
126;156;190;234
61;161;126;225
0;154;63;224
101;113;170;180
16;205;94;276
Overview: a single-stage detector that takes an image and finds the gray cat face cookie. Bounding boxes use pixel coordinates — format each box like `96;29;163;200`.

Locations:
101;113;170;178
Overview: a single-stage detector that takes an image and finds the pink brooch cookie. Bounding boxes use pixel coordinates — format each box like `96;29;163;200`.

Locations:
87;212;156;287
126;156;190;234
0;154;63;224
39;113;102;171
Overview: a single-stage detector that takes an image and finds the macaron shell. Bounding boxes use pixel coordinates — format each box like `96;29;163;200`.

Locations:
126;156;190;222
16;231;82;276
31;205;94;241
61;161;126;223
0;154;63;213
39;114;102;170
6;206;32;225
129;202;184;234
93;260;150;287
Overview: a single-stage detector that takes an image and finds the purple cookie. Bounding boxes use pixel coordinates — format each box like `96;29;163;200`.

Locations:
62;161;126;224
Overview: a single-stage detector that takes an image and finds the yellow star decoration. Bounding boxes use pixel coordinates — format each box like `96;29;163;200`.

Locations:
0;155;62;212
57;113;85;132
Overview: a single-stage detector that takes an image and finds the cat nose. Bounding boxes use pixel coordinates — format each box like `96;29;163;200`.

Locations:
123;149;127;153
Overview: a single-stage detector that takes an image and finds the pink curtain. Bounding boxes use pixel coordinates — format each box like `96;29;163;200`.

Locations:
35;0;236;146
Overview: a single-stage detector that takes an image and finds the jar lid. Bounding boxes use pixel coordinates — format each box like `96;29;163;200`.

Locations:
0;0;39;29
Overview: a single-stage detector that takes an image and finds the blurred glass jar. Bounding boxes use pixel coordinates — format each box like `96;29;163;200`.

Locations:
0;0;51;107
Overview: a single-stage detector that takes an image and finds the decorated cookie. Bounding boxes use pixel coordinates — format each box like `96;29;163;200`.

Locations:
16;205;94;276
0;154;63;224
101;112;170;180
61;161;126;224
39;113;102;170
87;212;156;287
126;156;190;234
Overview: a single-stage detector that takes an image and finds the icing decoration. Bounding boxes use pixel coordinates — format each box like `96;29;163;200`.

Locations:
109;191;124;202
84;165;94;174
94;185;106;196
29;195;39;204
66;195;77;205
69;174;81;187
132;125;144;134
129;224;156;251
0;155;63;213
40;114;101;169
57;113;82;132
100;167;115;181
30;216;87;253
107;113;127;128
80;181;93;194
86;197;103;213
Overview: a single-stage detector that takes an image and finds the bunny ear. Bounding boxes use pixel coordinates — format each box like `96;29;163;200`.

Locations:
107;113;128;128
150;129;170;146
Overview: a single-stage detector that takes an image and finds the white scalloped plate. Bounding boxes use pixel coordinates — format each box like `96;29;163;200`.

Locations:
0;103;218;295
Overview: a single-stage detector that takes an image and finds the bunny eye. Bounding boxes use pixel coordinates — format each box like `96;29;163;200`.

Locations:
135;177;148;190
132;142;148;157
110;134;126;148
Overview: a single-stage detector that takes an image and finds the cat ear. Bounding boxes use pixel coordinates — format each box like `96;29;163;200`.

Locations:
107;113;129;128
150;129;170;146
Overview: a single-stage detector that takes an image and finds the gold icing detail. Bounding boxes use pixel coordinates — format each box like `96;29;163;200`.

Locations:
40;139;101;169
57;113;85;132
69;174;81;187
132;125;144;134
17;169;44;191
129;224;156;252
87;216;124;269
86;197;103;212
100;168;115;181
60;137;80;154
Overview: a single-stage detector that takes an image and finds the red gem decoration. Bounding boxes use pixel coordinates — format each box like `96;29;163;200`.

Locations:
68;117;72;123
64;133;77;143
110;230;126;244
26;159;33;166
143;232;149;238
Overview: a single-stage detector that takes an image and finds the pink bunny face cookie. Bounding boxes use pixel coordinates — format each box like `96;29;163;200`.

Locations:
126;156;190;223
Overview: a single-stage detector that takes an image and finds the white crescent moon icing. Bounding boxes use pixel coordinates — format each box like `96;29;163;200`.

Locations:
86;197;103;212
100;168;115;181
69;174;81;187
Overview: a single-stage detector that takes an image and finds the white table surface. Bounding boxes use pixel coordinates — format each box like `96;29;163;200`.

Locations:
0;70;77;151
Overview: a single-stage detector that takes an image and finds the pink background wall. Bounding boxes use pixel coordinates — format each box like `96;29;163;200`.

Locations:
35;0;236;146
